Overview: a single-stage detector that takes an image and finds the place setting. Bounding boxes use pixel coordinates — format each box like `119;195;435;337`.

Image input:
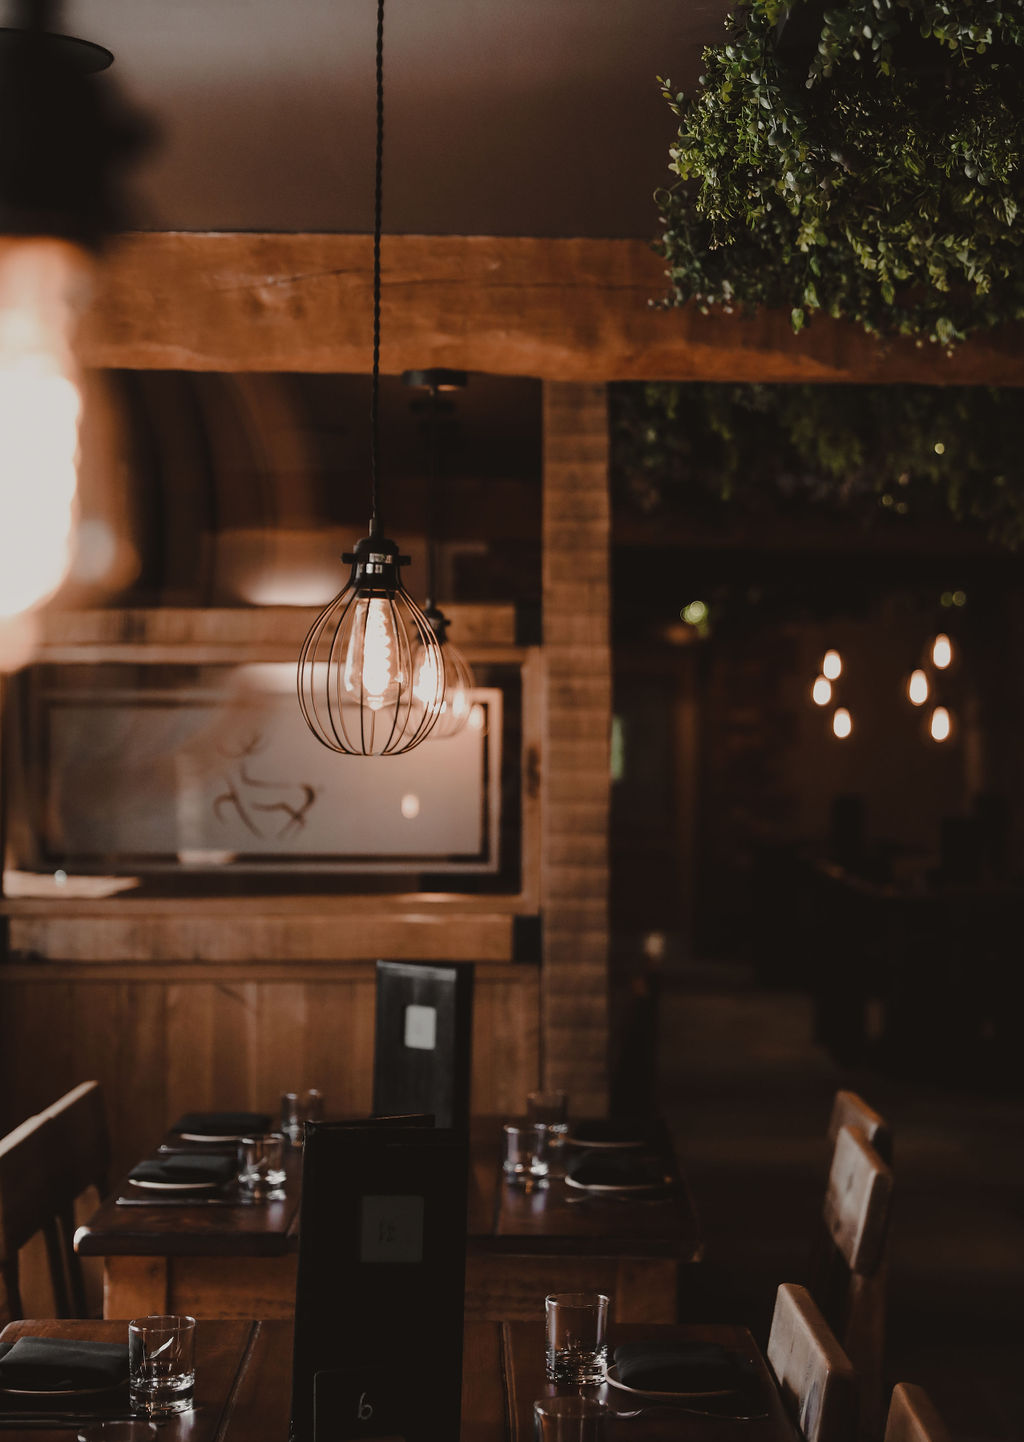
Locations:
531;1292;769;1439
500;1092;676;1211
117;1113;289;1208
0;1314;198;1437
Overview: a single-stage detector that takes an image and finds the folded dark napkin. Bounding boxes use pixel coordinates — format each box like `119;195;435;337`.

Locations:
567;1118;656;1147
129;1152;236;1186
172;1111;270;1136
0;1338;128;1391
566;1148;667;1188
612;1341;740;1394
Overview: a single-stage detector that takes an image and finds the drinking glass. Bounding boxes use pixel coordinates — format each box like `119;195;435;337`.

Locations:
280;1089;324;1146
544;1292;609;1384
237;1132;287;1198
503;1122;550;1182
527;1089;569;1141
128;1315;195;1416
533;1396;608;1441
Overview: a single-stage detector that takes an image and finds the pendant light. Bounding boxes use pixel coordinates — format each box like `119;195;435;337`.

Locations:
402;368;476;740
297;0;444;756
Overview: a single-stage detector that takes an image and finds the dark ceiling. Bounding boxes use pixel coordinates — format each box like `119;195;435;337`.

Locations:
66;0;735;238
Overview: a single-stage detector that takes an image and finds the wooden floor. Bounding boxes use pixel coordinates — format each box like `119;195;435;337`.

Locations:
655;960;1024;1442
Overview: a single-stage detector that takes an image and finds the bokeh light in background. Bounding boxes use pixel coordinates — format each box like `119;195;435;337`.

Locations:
832;707;852;739
908;669;929;706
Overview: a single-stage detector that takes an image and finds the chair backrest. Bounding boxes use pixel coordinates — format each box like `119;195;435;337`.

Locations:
41;1082;111;1317
884;1384;952;1442
0;1113;69;1320
42;1081;111;1202
827;1091;893;1165
815;1125;894;1439
766;1282;857;1442
372;961;474;1130
823;1124;894;1278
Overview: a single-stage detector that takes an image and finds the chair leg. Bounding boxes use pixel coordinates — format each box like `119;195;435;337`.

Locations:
42;1220;72;1318
59;1206;89;1317
1;1258;24;1322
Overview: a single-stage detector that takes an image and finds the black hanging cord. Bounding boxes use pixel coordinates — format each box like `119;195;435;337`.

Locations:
425;382;439;608
369;0;385;537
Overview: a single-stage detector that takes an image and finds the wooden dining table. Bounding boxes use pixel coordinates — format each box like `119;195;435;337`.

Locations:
0;1318;795;1442
76;1118;702;1323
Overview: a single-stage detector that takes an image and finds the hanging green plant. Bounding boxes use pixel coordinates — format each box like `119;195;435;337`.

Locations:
657;0;1024;346
612;381;1024;545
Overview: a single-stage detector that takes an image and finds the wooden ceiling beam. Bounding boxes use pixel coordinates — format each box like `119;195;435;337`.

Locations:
82;233;1024;385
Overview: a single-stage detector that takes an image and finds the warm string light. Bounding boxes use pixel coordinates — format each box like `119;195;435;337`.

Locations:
932;633;953;669
808;648;852;736
907;669;929;706
930;706;951;743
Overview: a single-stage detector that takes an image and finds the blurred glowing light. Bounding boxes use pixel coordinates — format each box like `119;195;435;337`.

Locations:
682;600;708;626
933;441;945;455
0;239;92;621
812;675;832;706
930;706;951;742
72;518;119;584
400;793;420;819
822;649;842;680
908;669;929;706
468;703;486;732
952;590;966;607
932;634;953;669
832;708;852;739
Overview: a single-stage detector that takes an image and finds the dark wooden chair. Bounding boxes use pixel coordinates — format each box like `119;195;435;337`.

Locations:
42;1081;111;1317
883;1383;951;1442
766;1281;857;1442
813;1124;894;1438
0;1114;70;1321
826;1090;893;1166
372;960;474;1130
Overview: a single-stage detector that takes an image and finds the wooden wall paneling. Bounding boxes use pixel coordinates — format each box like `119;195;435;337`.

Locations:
0;981;75;1132
470;969;540;1114
165;983;219;1121
79;233;1024;386
540;382;611;1113
3;911;518;963
0;963;538;1182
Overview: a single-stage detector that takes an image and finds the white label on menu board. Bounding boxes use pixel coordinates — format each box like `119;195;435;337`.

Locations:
360;1195;425;1263
403;1003;437;1051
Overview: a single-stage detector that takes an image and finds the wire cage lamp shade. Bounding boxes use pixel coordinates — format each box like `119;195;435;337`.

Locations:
298;535;444;756
401;367;476;742
422;603;475;740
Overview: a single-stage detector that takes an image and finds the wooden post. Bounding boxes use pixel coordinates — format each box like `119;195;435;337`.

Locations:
540;382;611;1113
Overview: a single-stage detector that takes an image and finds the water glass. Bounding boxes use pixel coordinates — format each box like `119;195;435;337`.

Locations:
128;1315;195;1416
533;1396;608;1441
527;1089;569;1142
545;1292;609;1384
280;1089;324;1145
237;1132;287;1198
503;1122;550;1182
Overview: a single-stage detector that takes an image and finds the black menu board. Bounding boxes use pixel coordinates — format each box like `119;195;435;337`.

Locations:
290;1120;469;1441
372;961;474;1132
